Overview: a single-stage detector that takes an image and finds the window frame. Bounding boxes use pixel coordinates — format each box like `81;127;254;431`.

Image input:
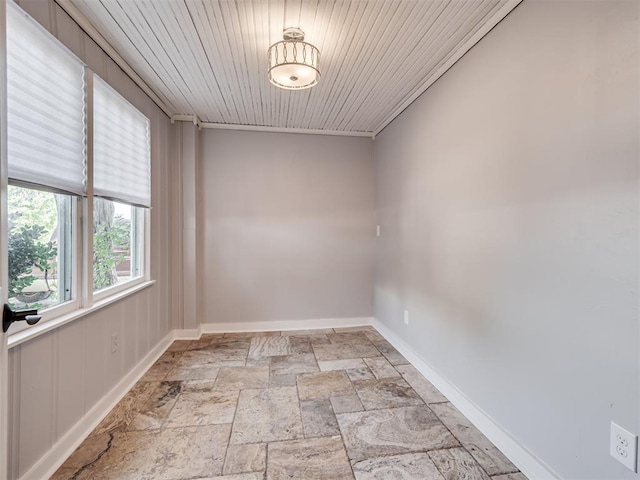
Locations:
5;190;81;336
92;203;148;303
3;9;152;340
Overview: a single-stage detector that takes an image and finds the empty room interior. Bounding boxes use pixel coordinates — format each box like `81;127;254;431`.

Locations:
0;0;638;479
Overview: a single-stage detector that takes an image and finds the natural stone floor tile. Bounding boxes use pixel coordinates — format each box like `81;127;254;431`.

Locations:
223;443;267;475
157;350;184;363
318;358;367;371
395;364;448;404
364;356;400;379
352;452;445;480
248;336;292;358
91;382;158;436
245;356;270;367
269;374;297;388
214;366;270;390
267;436;354;480
52;432;113;476
231;387;304;444
165;390;239;427
429;447;491;480
330;395;364;414
56;425;231;479
200;333;226;341
167;340;191;352
312;343;380;361
58;329;520;480
187;337;215;351
182;379;218;392
49;467;78;480
491;473;528;480
373;342;409;365
289;334;330;354
202;474;264;480
337;406;459;461
128;381;183;431
333;326;375;333
328;332;374;345
353;377;424;410
363;330;387;344
140;352;183;381
270;353;319;375
297;370;356;400
346;366;376;381
181;349;248;366
281;328;335;335
300;398;340;438
209;338;252;348
165;362;220;381
289;338;313;354
225;331;281;338
430;403;518;476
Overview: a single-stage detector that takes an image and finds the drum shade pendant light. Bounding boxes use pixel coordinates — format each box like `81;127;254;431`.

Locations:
268;27;320;90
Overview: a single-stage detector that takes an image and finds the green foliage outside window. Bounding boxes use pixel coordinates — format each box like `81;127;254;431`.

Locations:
7;186;59;307
93;198;132;291
7;214;57;296
7;186;134;304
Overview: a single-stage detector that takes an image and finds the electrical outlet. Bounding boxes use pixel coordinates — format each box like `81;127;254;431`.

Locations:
610;422;638;472
111;332;119;354
403;309;409;326
376;225;381;237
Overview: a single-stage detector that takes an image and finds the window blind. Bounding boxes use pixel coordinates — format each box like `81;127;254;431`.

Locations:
7;2;86;196
93;76;151;208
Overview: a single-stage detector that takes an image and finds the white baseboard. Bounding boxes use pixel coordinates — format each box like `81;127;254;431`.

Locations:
373;319;559;480
200;316;374;334
21;332;174;480
172;328;201;340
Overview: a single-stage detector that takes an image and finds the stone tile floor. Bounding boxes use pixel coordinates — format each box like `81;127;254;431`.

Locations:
52;326;528;480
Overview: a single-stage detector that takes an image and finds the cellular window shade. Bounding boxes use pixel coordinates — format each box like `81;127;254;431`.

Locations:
6;3;86;196
93;76;151;208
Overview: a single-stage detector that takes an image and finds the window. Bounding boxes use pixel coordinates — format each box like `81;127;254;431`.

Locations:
6;2;84;317
93;199;143;292
92;76;150;294
7;186;74;310
4;3;151;331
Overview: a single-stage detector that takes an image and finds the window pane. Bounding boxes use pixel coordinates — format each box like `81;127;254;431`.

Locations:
93;198;142;291
8;185;73;310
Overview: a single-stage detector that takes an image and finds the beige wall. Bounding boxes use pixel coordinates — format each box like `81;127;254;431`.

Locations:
8;1;175;478
374;1;639;478
200;130;375;325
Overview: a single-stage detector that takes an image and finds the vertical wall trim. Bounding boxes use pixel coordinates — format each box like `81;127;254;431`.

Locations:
81;317;86;415
82;70;94;309
180;122;199;331
50;332;59;446
8;346;20;480
170;122;184;330
0;0;9;475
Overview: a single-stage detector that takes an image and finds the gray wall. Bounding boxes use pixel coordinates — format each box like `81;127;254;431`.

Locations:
200;130;375;324
374;1;639;478
8;1;175;478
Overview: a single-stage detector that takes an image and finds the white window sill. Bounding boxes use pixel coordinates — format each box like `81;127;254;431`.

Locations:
7;280;156;349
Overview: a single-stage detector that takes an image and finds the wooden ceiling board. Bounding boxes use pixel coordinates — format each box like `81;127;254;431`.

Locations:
60;0;520;135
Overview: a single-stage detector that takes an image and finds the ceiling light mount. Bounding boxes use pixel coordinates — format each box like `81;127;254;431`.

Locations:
268;27;320;90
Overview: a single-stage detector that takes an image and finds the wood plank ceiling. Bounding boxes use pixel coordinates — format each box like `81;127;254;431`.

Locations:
64;0;518;136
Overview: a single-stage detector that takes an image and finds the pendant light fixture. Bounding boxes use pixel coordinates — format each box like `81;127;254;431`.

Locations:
268;27;320;90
